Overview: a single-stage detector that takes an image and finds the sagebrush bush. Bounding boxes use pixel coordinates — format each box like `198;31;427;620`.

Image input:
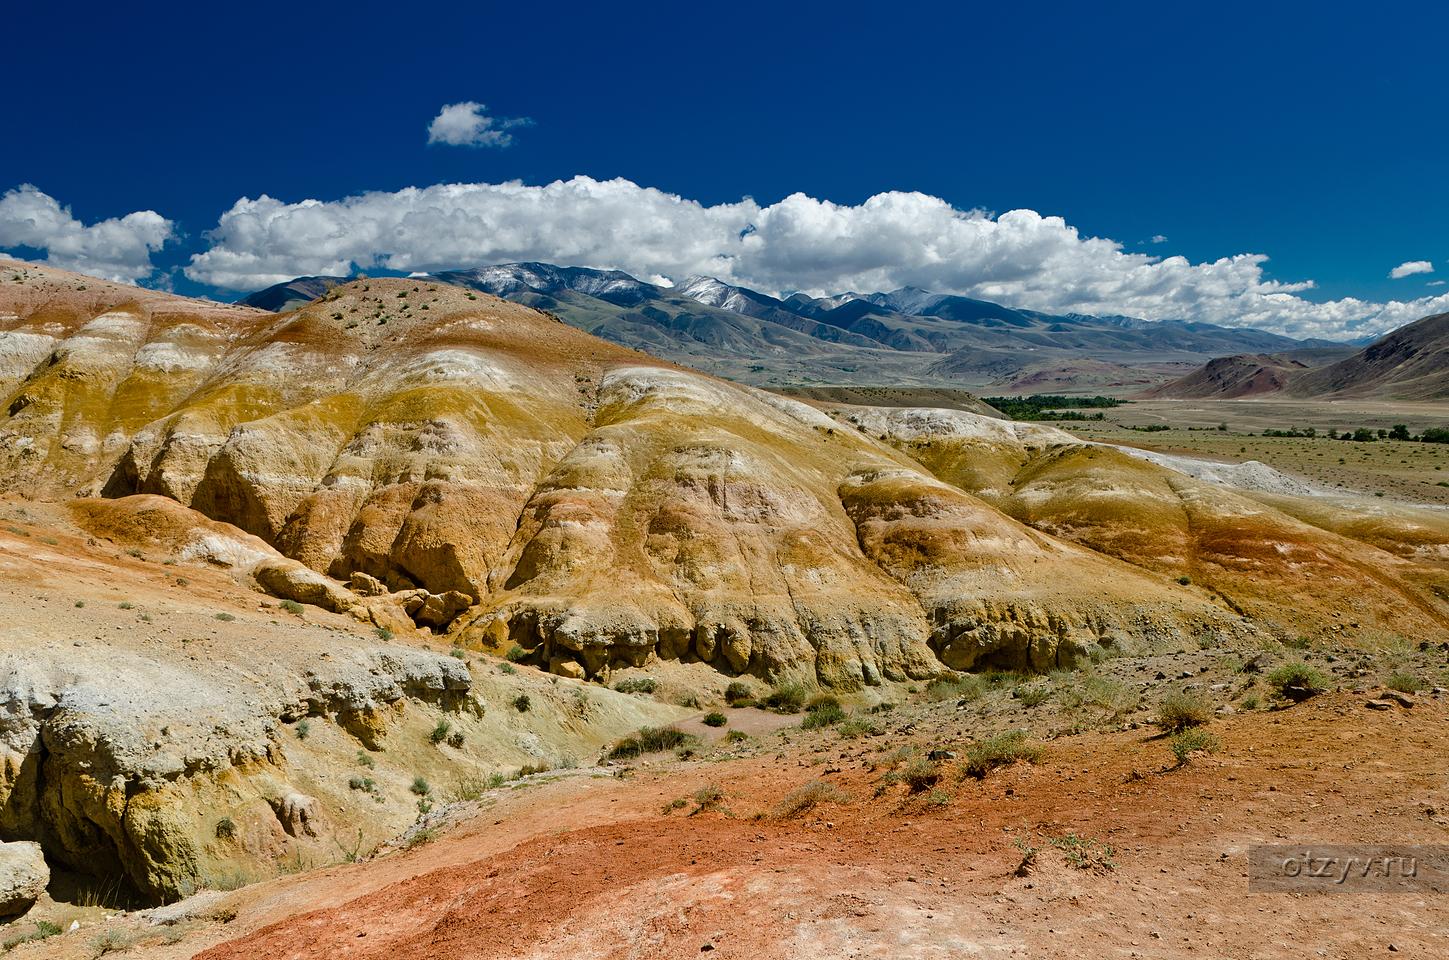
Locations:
1169;728;1222;765
773;780;849;818
702;711;727;727
724;680;756;706
614;677;658;695
762;682;808;713
961;730;1042;779
836;716;881;738
1267;662;1330;700
926;675;985;701
606;726;697;760
1154;691;1213;731
1386;672;1423;694
279;599;304;615
801;700;846;729
901;756;941;793
504;645;529;663
1014;684;1050;707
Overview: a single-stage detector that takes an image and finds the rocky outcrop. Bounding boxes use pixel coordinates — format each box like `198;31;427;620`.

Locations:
255;560;357;613
270;794;322;839
0;642;470;904
0;841;48;916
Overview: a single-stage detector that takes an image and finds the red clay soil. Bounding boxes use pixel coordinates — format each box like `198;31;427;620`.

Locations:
197;695;1449;960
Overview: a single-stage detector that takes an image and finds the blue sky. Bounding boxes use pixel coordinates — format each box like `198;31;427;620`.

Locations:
2;0;1445;339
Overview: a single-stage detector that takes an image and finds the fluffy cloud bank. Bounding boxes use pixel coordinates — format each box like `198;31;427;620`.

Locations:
1389;260;1434;279
426;102;530;148
0;185;173;282
184;176;1448;339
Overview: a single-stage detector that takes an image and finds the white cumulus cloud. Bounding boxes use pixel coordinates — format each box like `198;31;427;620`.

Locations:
426;102;531;148
1389;260;1434;279
185;176;1449;340
0;184;173;283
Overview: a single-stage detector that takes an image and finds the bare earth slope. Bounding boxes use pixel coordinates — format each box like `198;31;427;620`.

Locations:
1288;310;1449;399
1136;353;1308;399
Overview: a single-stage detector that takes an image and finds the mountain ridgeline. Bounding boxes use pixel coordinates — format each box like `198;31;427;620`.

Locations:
1143;311;1449;401
240;263;1338;393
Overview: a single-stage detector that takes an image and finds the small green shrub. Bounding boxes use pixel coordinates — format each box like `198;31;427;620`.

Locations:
1014;685;1050;707
724;729;751;744
295;719;311;740
74;599;85;608
702;711;727;727
118;601;134;610
512;694;531;712
773;780;849;818
606;726;697;761
2;920;62;949
374;626;393;642
279;599;305;615
445;776;489;802
1051;833;1117;871
926;674;985;701
690;784;725;814
614;677;658;694
356;750;375;768
1267;662;1330;701
961;730;1042;779
801;701;846;729
761;681;808;713
1013;836;1039;875
724;680;756;706
429;719;452;744
836;716;882;738
215;817;236;839
901;756;941;793
215;612;236;622
805;693;841;713
1177;575;1192;585
1169;728;1222;765
499;662;516;675
447;731;465;748
1386;672;1423;694
505;645;529;663
1154;691;1213;732
410;776;431;796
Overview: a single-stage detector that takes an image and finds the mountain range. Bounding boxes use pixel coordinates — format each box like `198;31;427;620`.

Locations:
240;263;1343;393
1144;311;1449;401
